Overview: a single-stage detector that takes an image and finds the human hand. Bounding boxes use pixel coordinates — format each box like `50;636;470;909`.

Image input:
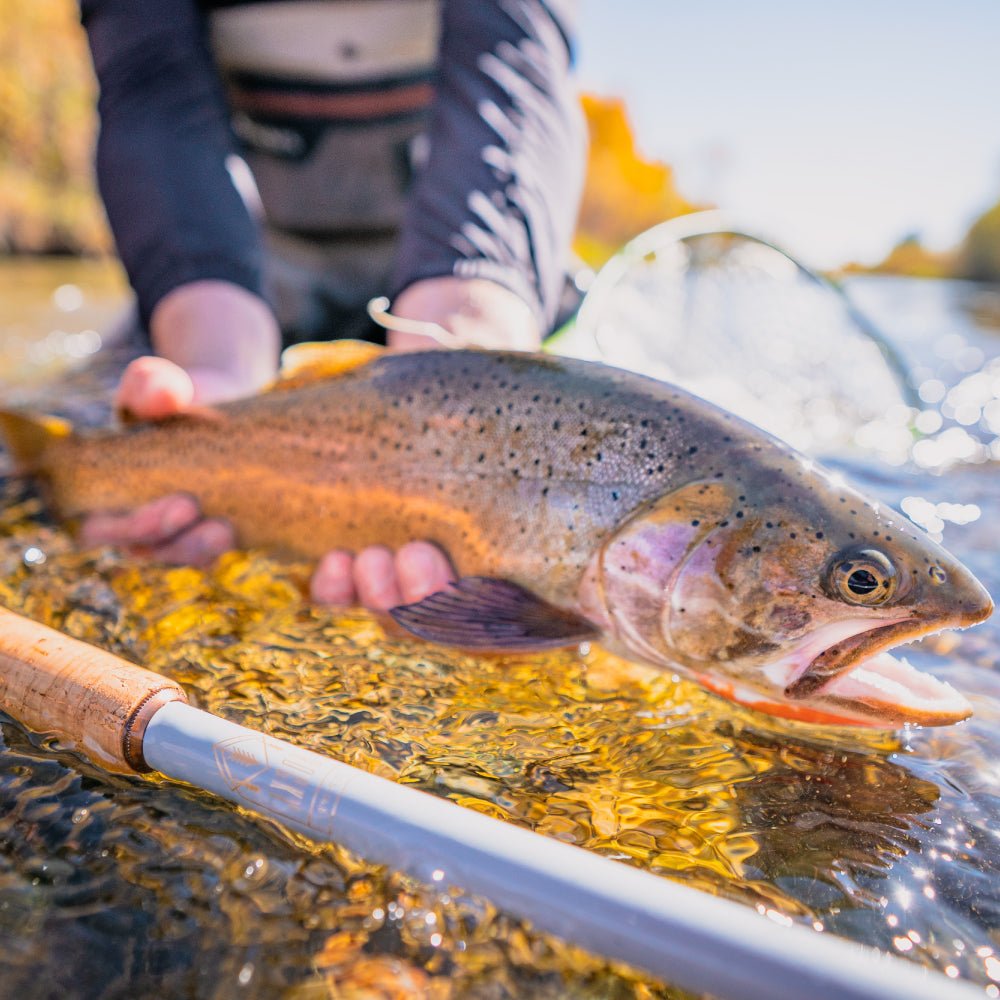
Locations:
84;280;456;609
386;277;542;352
81;494;454;610
117;280;281;417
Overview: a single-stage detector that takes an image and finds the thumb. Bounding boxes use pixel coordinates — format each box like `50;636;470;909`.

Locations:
115;356;196;420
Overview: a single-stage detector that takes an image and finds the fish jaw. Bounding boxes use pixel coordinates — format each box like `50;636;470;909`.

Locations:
700;617;977;728
695;652;972;728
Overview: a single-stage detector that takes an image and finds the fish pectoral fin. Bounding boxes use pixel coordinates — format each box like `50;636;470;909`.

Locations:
273;340;384;391
389;577;601;651
0;410;73;471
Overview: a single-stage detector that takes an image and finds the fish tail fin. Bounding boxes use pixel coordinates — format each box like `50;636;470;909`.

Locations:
0;410;73;472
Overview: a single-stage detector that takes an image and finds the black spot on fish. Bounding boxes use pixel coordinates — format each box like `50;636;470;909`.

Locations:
815;531;824;539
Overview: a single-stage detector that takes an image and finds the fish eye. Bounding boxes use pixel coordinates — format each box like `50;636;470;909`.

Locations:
826;548;899;606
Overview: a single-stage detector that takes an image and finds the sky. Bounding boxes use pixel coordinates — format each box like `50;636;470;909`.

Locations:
575;0;1000;269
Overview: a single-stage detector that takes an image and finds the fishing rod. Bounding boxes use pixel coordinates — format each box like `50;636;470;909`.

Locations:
0;606;976;1000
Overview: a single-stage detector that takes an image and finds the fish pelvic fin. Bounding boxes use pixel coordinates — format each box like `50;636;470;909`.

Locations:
0;410;73;472
273;340;384;391
390;577;601;652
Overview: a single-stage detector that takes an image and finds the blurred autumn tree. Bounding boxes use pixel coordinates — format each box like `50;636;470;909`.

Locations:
841;205;1000;283
574;94;703;267
841;233;954;280
0;0;110;254
958;198;1000;282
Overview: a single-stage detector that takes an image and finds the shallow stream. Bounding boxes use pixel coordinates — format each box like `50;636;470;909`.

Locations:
0;259;998;998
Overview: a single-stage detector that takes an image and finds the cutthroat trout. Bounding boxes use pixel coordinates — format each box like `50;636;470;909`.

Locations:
1;343;992;728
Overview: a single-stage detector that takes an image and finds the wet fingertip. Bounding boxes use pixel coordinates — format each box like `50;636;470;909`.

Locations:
396;541;456;604
117;357;195;420
311;550;355;604
354;546;403;611
310;551;357;606
198;517;236;552
157;494;202;537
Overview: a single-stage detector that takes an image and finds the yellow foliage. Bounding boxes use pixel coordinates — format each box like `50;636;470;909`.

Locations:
0;0;110;254
574;94;704;267
959;198;1000;282
840;235;955;280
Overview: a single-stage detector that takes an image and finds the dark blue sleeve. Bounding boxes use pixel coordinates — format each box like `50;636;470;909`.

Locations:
80;0;264;328
388;0;586;334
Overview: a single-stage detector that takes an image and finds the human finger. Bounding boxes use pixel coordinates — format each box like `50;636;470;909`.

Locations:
145;518;236;566
115;356;196;420
394;541;455;604
310;550;357;606
79;493;202;548
353;545;404;611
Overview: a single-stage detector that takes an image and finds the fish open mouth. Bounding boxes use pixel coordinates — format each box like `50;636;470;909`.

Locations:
783;619;927;699
817;648;972;726
747;617;975;728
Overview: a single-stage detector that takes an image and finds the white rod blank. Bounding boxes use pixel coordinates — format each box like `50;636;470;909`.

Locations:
143;702;975;1000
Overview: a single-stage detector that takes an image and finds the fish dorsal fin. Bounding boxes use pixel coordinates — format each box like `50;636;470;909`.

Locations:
390;577;601;652
273;340;384;391
0;410;73;471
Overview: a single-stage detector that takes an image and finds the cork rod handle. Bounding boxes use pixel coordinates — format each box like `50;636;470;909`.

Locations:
0;606;186;773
